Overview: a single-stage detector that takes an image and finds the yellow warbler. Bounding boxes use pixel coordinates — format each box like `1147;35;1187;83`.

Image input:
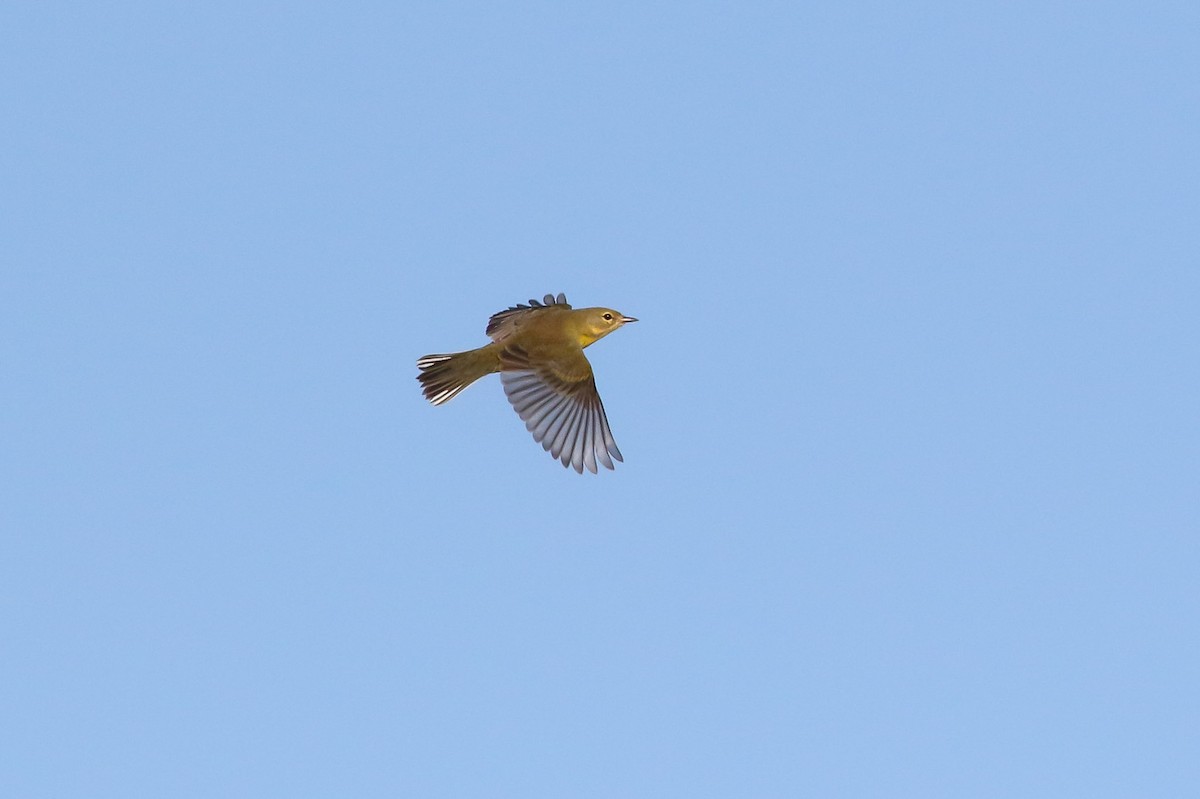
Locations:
417;292;637;473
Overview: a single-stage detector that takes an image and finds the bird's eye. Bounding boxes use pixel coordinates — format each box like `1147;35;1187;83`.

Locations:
603;313;613;321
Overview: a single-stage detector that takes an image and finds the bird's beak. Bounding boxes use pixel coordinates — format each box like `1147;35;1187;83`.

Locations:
621;315;638;323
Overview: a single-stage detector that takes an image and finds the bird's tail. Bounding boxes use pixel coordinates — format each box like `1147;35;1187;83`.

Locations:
416;346;499;405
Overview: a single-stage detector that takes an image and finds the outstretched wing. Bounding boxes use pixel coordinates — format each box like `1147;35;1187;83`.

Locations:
486;292;570;342
499;344;623;473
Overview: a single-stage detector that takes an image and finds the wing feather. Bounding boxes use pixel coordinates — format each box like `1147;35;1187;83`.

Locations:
551;393;572;466
581;397;598;474
486;293;572;342
499;345;624;472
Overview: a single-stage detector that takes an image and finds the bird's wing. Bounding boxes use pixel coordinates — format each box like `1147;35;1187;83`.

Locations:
499;344;623;473
486;293;571;342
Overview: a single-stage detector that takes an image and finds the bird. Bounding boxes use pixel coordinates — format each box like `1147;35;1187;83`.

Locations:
417;292;638;473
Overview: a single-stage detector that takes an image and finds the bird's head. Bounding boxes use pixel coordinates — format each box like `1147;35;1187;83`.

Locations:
575;307;638;347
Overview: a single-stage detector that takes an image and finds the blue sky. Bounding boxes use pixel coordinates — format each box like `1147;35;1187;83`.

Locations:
2;2;1197;796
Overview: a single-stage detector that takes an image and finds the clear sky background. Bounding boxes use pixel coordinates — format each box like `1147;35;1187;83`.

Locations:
2;2;1197;797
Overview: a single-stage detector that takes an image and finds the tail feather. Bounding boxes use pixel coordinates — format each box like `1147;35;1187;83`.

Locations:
416;348;497;405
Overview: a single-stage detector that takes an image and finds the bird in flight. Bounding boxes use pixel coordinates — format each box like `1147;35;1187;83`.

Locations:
417;292;638;473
